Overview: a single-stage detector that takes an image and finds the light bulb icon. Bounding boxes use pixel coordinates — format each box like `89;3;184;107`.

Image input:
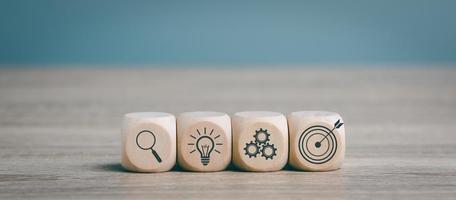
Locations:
196;136;214;165
188;127;223;166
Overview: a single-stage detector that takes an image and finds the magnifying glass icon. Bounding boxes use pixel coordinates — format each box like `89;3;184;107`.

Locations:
136;130;162;163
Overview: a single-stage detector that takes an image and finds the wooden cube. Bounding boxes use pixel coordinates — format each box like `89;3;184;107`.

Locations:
232;111;288;171
177;111;231;172
288;111;345;171
121;112;176;172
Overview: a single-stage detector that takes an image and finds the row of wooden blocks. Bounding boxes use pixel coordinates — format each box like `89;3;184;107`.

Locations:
121;111;345;172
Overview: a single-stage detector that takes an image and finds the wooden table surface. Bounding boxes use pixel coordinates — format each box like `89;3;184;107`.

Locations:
0;68;455;199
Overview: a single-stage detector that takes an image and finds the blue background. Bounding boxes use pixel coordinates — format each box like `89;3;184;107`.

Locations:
1;0;455;65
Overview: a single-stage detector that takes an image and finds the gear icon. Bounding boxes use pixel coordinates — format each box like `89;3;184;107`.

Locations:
261;143;277;160
254;128;270;144
244;128;277;160
244;141;260;158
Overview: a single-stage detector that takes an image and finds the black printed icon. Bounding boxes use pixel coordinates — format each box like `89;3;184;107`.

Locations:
136;130;162;163
244;128;277;160
244;141;260;158
298;119;344;164
188;127;223;166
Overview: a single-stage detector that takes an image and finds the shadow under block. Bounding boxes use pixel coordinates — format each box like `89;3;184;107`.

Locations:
121;112;176;172
287;111;345;171
177;111;232;172
232;111;288;172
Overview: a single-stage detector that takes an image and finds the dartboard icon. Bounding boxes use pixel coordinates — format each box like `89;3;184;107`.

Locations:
298;119;343;164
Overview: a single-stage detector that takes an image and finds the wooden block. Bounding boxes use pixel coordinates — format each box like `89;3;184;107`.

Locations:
232;111;288;171
288;111;345;171
121;112;176;172
177;111;231;172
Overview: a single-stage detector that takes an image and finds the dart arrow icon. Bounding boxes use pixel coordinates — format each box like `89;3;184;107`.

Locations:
317;119;344;145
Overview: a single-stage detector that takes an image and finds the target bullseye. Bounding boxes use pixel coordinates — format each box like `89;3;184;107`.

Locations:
299;125;337;164
288;112;345;171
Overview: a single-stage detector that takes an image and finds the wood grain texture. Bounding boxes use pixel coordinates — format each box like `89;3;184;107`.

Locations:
0;68;455;199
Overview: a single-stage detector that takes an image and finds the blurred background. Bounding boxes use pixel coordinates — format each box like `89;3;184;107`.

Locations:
1;0;456;66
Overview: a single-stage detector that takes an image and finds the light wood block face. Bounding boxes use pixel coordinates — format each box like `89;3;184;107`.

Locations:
232;111;288;172
121;112;176;172
288;111;345;171
177;111;231;172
